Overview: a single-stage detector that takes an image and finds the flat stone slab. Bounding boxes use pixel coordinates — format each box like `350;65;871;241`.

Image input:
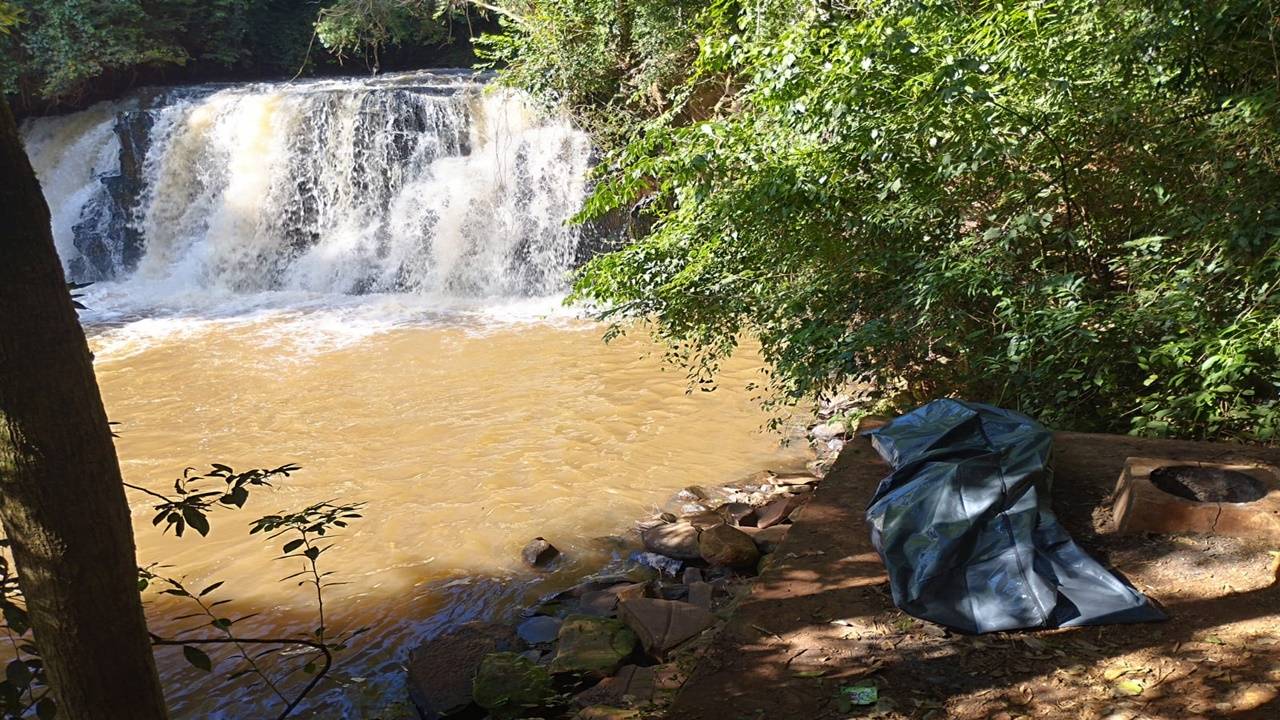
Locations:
618;598;715;656
741;524;790;554
755;496;803;529
574;665;656;708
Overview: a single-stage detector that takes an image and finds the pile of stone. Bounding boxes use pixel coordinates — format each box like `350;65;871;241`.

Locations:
406;472;818;720
810;391;865;472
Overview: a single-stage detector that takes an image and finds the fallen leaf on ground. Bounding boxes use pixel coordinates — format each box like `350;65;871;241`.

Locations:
1114;678;1145;696
841;684;878;705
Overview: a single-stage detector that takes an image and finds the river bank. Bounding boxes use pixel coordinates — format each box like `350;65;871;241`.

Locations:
667;425;1280;720
399;402;853;719
404;411;1280;720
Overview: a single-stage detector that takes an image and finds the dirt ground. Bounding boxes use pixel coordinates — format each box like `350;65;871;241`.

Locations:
666;430;1280;720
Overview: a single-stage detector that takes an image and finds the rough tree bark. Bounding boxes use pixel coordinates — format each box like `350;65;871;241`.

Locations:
0;100;169;718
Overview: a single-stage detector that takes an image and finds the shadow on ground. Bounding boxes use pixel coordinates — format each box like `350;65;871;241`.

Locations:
669;432;1280;720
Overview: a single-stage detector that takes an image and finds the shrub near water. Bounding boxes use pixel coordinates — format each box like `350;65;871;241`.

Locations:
508;0;1280;441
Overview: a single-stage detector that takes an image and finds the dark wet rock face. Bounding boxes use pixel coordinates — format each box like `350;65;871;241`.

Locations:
70;110;153;282
522;537;561;569
407;622;516;719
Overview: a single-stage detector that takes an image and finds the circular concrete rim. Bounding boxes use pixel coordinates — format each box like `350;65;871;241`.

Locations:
1148;465;1268;504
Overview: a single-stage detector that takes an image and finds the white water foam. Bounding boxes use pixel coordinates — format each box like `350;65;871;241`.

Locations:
23;70;597;355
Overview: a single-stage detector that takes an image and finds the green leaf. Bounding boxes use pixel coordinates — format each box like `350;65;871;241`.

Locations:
182;645;213;672
182;506;210;537
282;539;305;554
2;604;29;635
1114;678;1145;696
5;660;31;688
199;581;224;597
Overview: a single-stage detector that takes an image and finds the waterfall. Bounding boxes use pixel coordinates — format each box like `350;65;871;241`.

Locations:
21;71;594;301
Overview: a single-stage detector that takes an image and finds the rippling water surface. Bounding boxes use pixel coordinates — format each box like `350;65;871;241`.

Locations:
24;70;806;717
89;302;806;717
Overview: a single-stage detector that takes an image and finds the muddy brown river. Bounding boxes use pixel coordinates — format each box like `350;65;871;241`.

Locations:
24;69;807;717
88;309;806;716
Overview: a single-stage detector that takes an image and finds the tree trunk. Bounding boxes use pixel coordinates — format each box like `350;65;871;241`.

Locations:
0;100;169;718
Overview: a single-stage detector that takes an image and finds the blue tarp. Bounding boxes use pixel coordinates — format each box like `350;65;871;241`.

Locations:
864;399;1165;634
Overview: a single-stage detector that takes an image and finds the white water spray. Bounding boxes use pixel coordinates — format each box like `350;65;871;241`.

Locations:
22;71;594;309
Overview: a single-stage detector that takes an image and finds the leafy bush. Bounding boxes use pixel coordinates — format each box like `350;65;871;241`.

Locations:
477;0;707;147
0;0;456;105
541;0;1280;441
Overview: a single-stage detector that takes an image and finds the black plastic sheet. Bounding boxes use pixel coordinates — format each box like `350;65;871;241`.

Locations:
864;399;1165;634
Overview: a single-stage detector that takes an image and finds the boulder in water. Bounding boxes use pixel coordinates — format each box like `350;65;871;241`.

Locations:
522;537;560;569
517;616;563;645
640;522;701;560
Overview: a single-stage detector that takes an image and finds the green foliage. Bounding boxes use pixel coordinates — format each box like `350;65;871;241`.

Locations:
477;0;706;148
0;0;415;104
2;0;188;99
0;3;21;35
0;540;55;719
541;0;1280;441
316;0;454;68
1;463;367;719
140;462;299;537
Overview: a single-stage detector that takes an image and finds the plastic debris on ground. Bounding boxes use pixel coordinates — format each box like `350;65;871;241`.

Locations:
864;399;1166;634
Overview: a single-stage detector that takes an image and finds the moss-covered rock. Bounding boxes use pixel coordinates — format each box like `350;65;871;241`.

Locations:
472;652;554;719
549;615;637;676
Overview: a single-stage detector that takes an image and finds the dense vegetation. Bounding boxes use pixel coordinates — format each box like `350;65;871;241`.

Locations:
487;0;1280;442
0;0;473;110
6;0;1279;442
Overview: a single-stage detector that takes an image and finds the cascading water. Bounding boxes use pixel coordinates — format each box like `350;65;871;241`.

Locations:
16;71;809;719
23;70;593;303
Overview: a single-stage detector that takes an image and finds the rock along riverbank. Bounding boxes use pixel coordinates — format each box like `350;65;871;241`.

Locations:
402;403;854;720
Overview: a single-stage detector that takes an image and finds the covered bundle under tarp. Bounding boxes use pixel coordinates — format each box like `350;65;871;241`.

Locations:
864;399;1165;634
